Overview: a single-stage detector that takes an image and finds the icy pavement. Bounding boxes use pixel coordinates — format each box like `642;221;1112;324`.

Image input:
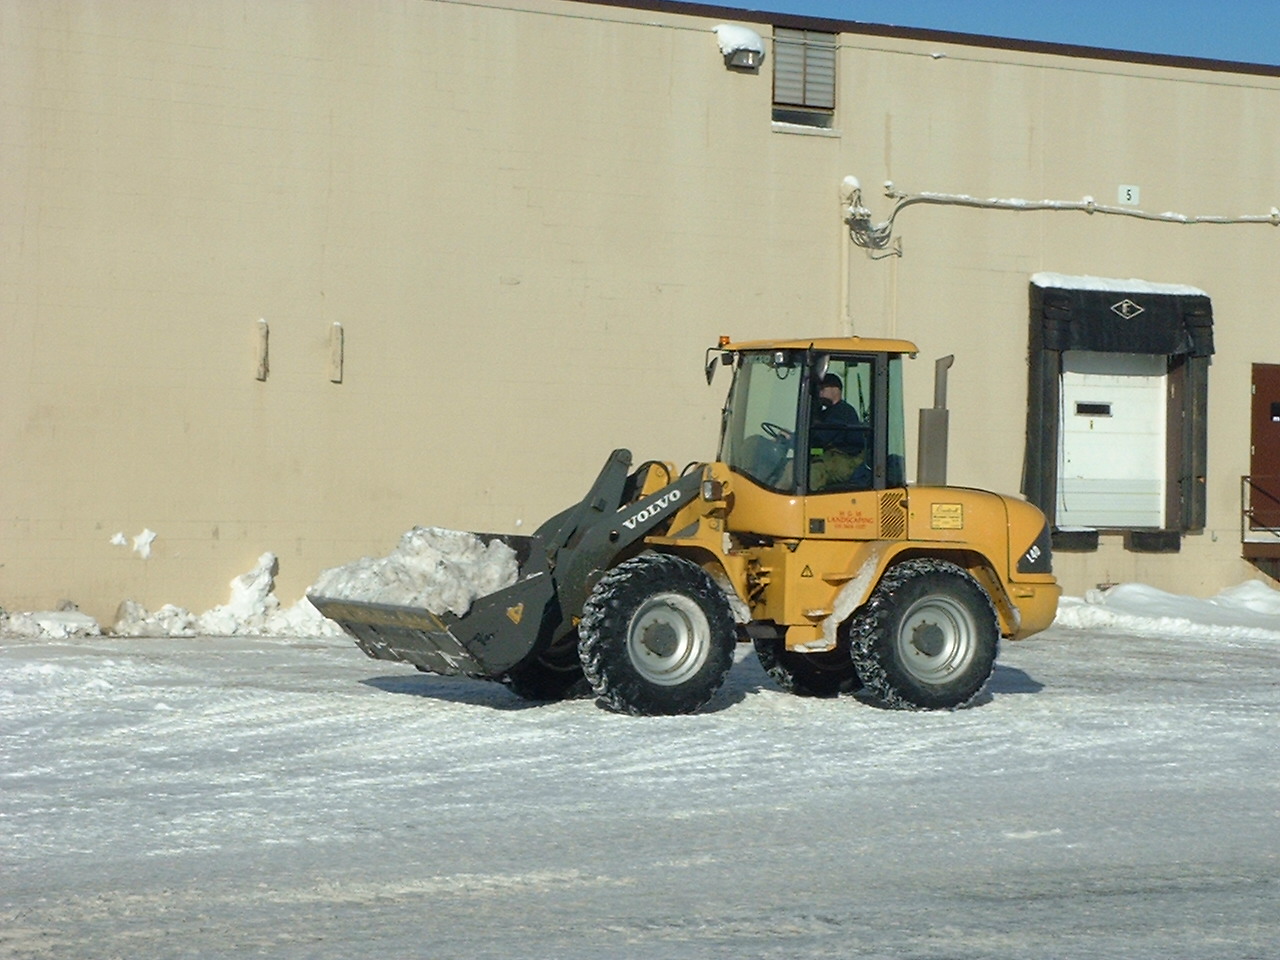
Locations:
2;600;1278;958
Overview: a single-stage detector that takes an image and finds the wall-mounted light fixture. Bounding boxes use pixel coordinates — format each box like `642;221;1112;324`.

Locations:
714;24;765;71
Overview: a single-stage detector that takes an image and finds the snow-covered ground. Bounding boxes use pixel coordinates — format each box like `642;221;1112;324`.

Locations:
2;580;1277;959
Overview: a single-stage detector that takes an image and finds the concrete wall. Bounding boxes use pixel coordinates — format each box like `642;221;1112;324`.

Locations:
3;0;1278;622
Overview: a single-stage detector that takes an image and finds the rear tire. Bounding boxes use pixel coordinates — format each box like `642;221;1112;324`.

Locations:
850;559;998;710
579;554;736;716
753;633;860;697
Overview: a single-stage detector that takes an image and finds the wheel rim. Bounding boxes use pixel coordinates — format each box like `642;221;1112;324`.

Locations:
894;594;978;684
626;592;712;686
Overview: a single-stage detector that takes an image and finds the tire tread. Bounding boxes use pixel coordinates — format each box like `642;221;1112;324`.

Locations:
849;558;998;711
580;554;735;716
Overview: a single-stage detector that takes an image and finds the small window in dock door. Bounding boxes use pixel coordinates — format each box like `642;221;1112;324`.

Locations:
1075;402;1113;417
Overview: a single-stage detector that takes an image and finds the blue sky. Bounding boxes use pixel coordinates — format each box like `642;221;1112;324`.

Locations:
703;1;1280;66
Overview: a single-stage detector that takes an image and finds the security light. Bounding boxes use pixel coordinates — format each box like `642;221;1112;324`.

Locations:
714;24;765;72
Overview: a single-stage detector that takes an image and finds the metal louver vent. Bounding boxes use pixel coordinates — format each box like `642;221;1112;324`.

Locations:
773;28;836;110
880;491;906;539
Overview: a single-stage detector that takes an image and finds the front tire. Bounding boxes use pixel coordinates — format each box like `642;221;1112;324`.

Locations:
579;554;736;716
850;559;998;710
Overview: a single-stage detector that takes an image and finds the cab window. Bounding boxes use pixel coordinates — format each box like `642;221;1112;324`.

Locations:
807;357;874;493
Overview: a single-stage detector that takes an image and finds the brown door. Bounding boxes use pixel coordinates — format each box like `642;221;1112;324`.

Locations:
1250;364;1280;529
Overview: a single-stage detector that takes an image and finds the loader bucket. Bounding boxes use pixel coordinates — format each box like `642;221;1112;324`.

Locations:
308;534;559;679
312;450;702;684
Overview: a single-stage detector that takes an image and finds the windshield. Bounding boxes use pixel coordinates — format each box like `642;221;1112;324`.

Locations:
719;351;804;492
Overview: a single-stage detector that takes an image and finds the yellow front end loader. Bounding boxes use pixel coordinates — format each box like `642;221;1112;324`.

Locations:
311;337;1060;715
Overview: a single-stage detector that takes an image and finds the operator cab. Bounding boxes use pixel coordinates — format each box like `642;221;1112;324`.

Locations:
716;345;907;495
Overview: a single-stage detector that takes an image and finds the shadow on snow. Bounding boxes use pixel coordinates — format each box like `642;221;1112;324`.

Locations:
358;659;1043;713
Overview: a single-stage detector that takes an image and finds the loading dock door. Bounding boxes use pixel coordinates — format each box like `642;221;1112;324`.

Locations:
1251;363;1280;529
1025;274;1212;536
1058;351;1167;528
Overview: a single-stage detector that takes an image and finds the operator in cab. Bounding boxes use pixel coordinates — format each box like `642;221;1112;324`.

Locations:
809;372;870;491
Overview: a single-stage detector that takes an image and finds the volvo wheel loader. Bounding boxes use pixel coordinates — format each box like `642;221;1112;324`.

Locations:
309;337;1060;716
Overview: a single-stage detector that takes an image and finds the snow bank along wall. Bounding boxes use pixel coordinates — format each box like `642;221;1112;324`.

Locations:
4;0;1279;621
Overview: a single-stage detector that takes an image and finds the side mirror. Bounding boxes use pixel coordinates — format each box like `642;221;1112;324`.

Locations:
704;349;732;384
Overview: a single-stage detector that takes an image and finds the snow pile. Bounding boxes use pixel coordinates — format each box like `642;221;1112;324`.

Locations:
113;552;341;638
199;552;291;635
112;601;196;637
1054;580;1280;641
1;529;519;642
0;609;101;640
310;527;519;618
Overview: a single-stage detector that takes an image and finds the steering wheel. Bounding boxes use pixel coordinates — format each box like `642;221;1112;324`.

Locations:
761;421;792;443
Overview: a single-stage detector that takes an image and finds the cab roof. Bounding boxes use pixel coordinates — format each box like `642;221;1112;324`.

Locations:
720;336;919;357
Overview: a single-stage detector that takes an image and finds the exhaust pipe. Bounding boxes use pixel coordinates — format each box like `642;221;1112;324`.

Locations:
916;355;953;487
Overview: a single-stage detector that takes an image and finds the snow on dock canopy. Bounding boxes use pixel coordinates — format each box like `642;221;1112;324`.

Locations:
1031;272;1209;297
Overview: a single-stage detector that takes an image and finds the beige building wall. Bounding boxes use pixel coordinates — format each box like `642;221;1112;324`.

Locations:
2;0;1278;623
836;32;1280;596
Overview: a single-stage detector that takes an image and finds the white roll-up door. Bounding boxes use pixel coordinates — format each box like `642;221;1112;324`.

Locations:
1057;351;1167;528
